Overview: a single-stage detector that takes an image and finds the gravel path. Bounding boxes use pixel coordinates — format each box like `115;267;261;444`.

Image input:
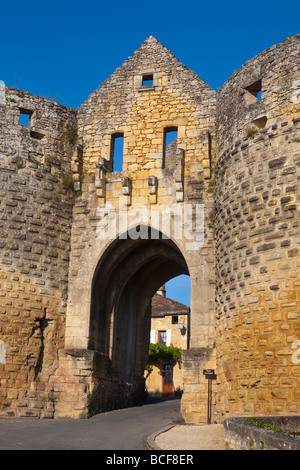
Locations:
154;424;225;450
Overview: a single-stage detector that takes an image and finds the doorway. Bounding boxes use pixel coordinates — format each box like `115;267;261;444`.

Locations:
163;364;173;396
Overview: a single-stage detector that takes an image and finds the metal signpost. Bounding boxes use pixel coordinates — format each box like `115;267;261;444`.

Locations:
203;369;217;425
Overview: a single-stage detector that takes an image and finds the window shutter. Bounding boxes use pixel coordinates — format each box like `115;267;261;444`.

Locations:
150;330;156;344
166;329;172;346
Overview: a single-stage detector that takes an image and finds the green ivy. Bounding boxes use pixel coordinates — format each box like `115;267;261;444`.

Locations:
244;417;283;433
146;343;182;373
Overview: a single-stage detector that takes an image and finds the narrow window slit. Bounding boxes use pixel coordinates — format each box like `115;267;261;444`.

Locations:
34;310;49;380
111;133;124;172
163;127;178;168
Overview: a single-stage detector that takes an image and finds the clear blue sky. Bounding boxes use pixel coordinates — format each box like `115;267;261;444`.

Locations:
1;0;299;109
1;0;299;307
166;275;191;307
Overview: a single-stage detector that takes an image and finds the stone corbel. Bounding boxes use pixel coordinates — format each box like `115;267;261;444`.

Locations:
72;145;83;193
201;131;212;179
148;176;158;204
73;179;81;192
97;157;112;173
95;157;111;202
174;148;184;202
121;176;132;206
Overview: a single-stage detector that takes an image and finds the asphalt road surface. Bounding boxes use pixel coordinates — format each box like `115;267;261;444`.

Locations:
0;397;182;450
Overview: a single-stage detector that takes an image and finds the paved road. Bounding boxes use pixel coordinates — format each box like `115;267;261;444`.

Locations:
0;397;182;450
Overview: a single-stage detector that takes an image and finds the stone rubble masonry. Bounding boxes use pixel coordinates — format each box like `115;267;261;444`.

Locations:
215;35;300;420
0;35;299;422
0;87;77;418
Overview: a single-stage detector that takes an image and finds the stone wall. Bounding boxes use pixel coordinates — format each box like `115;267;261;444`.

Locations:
224;417;300;450
215;35;300;420
0;86;77;417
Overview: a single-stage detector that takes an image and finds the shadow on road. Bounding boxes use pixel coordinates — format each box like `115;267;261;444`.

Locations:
0;395;183;450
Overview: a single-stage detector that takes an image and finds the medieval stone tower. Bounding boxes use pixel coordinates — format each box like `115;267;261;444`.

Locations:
0;35;299;422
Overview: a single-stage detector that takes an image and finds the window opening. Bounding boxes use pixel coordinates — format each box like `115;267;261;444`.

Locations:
19;108;33;126
30;130;45;140
252;116;267;130
142;74;153;87
158;330;166;346
244;79;262;104
172;315;179;324
163;127;178;168
111;133;124;172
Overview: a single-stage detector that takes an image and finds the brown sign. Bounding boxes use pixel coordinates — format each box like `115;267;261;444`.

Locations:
203;369;217;380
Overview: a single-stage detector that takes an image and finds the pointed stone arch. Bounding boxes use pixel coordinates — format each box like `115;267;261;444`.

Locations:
89;226;190;380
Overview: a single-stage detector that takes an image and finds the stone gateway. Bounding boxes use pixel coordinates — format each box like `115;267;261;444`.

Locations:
0;35;299;422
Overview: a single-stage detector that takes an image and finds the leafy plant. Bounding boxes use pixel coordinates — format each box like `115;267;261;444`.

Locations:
146;343;182;375
52;191;61;202
66;126;77;144
244;417;283;433
206;181;215;194
62;171;74;191
245;124;257;139
174;386;183;397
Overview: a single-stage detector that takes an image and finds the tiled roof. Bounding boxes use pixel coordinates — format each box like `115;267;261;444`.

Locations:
151;293;190;317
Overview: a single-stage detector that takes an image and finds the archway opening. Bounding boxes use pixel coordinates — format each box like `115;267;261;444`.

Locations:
146;275;191;397
89;227;189;410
